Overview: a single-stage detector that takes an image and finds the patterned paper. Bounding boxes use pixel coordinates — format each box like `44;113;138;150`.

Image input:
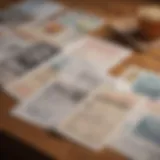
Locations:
0;28;31;62
58;83;140;150
18;17;82;47
11;78;89;128
6;54;105;100
0;42;60;86
55;10;104;32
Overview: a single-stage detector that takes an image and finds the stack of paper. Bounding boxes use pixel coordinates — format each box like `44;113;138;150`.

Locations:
6;54;105;100
0;1;159;158
12;72;106;128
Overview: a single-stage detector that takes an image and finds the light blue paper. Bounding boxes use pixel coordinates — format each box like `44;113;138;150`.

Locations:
134;116;160;147
55;11;104;32
132;73;160;99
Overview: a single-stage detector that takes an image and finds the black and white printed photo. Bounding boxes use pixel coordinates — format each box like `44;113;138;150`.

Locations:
0;43;60;85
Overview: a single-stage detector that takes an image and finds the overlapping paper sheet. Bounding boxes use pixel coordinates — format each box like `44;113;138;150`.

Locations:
58;82;142;150
55;10;105;32
65;36;132;73
17;14;83;47
13;0;64;19
0;27;32;62
0;0;64;27
118;66;160;100
0;42;60;87
0;7;32;27
106;101;160;160
107;61;160;160
11;59;106;127
6;54;105;100
16;6;105;47
4;36;131;100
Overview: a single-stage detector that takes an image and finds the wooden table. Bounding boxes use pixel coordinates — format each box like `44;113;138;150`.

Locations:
0;0;160;160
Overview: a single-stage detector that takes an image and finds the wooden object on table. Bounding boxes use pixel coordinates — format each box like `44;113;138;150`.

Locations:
138;5;160;40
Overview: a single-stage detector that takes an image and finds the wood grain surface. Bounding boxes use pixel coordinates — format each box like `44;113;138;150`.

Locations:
0;0;160;160
110;54;160;76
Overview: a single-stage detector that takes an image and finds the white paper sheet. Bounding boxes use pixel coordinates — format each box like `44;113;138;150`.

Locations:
107;104;160;160
58;83;141;150
65;36;132;74
11;78;90;128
